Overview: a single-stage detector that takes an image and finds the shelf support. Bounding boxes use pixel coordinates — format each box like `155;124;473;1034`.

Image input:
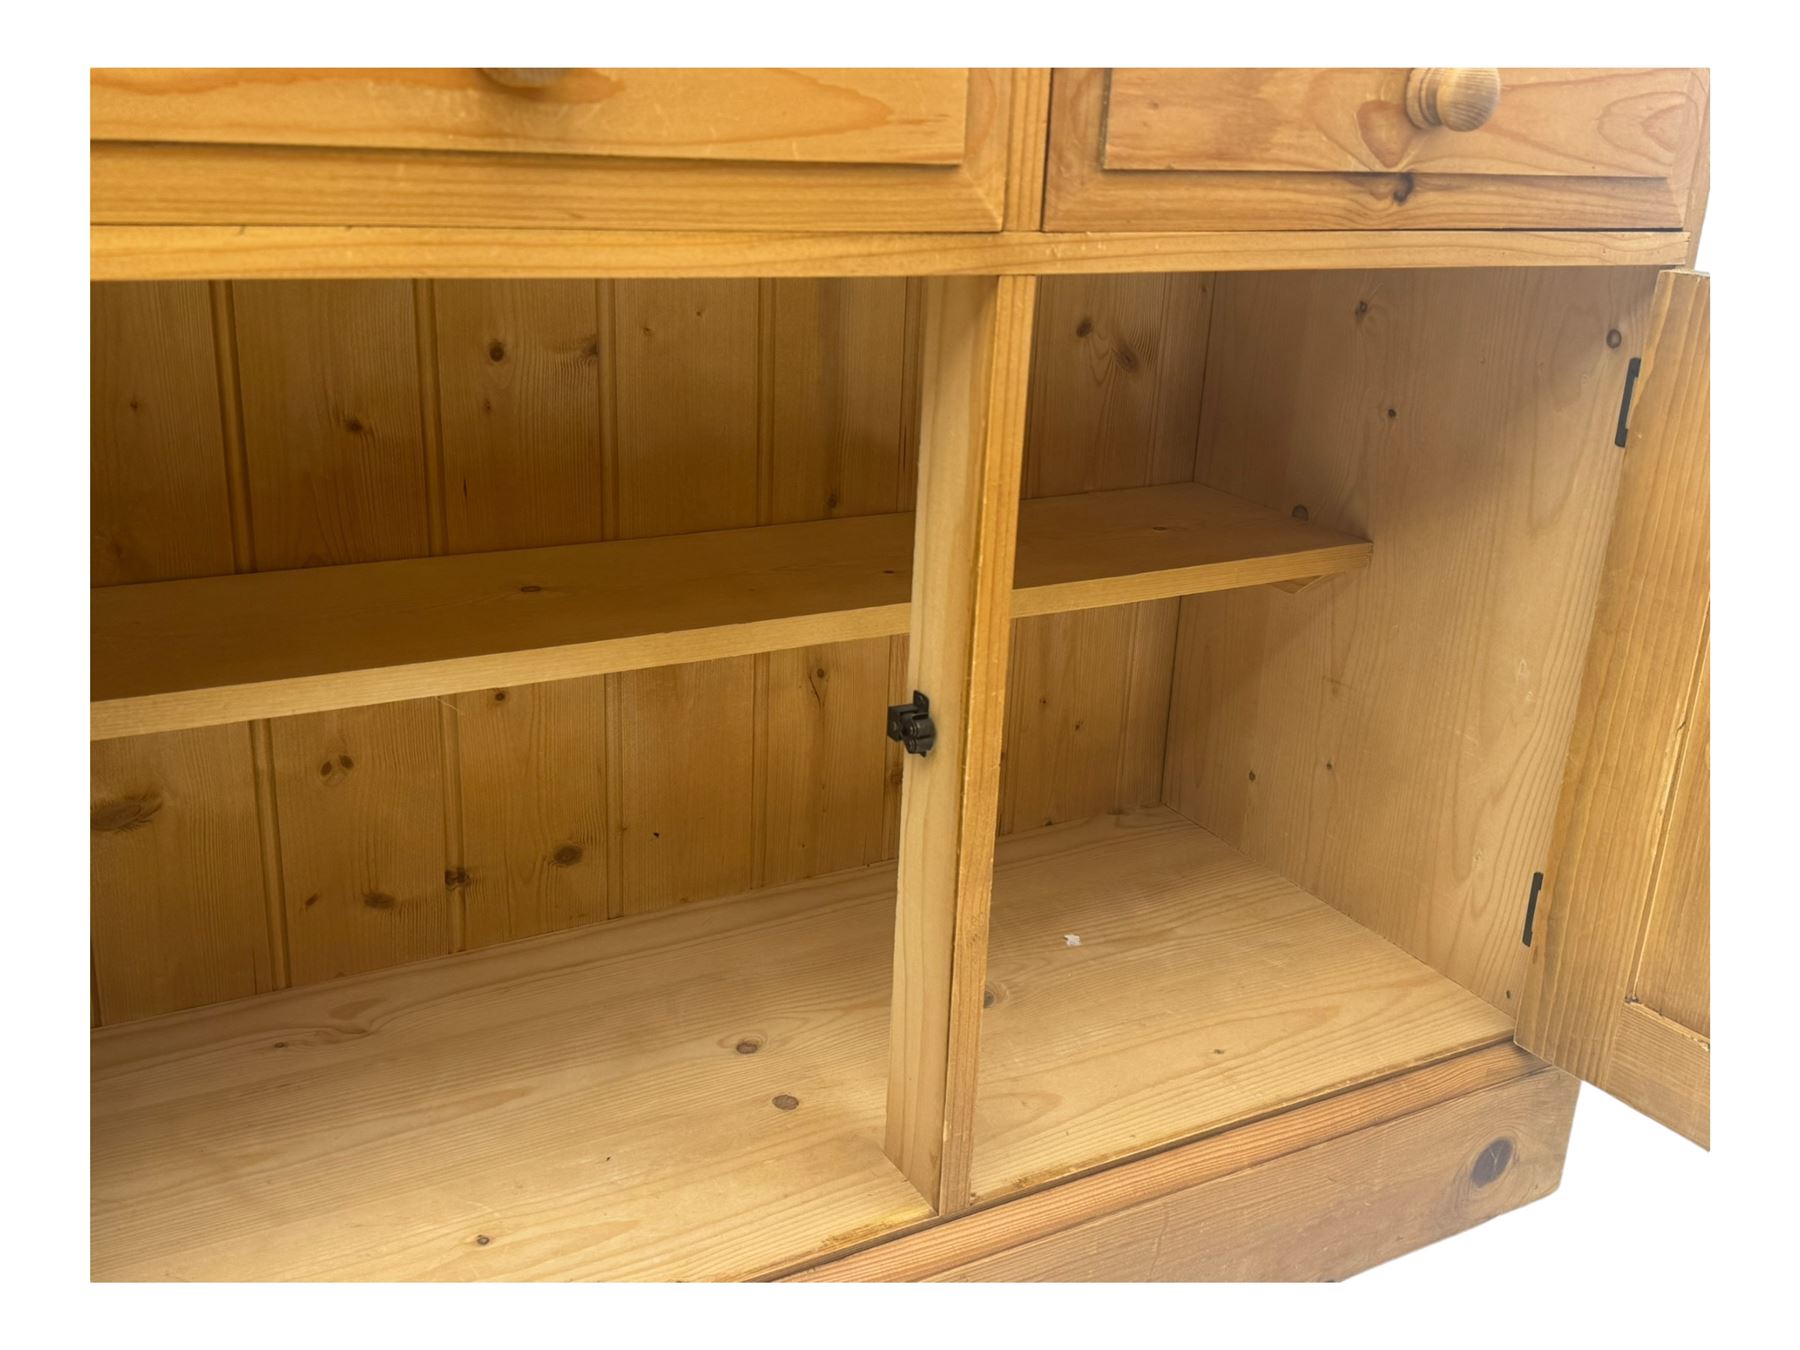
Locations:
885;273;1037;1214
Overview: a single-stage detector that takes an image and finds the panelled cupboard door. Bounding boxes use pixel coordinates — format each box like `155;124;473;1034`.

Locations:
1045;68;1708;232
1517;270;1709;1146
90;69;1023;232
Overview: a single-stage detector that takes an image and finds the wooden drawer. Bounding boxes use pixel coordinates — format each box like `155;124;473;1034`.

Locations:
90;68;1020;232
1046;68;1708;231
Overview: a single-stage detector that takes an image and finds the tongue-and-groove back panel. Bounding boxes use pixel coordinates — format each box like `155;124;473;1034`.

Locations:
89;274;1212;1023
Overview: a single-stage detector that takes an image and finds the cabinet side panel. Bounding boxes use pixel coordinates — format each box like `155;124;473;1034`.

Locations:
1165;267;1660;1009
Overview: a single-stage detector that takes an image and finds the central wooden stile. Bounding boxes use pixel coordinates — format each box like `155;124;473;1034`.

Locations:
885;274;1038;1213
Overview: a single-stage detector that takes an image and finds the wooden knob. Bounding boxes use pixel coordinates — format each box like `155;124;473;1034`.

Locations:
1404;68;1502;132
479;69;572;90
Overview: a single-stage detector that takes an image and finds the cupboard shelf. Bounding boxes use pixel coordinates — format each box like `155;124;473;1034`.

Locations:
90;481;1370;739
92;806;1505;1282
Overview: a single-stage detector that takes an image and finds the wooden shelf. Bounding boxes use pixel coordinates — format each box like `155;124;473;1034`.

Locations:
92;807;1508;1281
91;482;1370;739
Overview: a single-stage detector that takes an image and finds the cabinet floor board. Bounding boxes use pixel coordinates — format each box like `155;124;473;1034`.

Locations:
93;806;1509;1281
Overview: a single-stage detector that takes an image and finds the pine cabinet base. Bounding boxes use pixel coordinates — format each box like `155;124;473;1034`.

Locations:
789;1044;1576;1282
88;68;1709;1283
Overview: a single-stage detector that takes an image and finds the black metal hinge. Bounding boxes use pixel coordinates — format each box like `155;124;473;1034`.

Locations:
1614;356;1643;449
1521;870;1545;947
886;691;937;757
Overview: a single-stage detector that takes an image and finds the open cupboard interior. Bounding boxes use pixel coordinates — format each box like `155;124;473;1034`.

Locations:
92;262;1692;1280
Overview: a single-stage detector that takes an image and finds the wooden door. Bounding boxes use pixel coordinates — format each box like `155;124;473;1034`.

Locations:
1516;269;1709;1146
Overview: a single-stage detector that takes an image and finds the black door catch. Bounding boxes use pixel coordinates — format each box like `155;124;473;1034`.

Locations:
886;691;937;757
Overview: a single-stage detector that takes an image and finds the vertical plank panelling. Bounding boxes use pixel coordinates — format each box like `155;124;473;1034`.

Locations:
270;700;449;984
91;282;268;1023
90;266;1221;1017
434;280;606;553
234;280;431;569
616;658;758;914
429;280;611;948
1000;604;1179;833
611;279;760;539
91;726;273;1022
761;640;896;887
1022;274;1212;497
760;279;915;886
455;678;608;948
608;280;762;911
233;282;452;986
765;279;911;524
1003;273;1212;834
91;282;236;585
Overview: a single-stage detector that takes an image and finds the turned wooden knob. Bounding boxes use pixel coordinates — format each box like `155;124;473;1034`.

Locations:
479;68;572;90
1404;68;1502;131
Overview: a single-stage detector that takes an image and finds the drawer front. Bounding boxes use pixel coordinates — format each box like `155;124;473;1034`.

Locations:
1047;68;1707;231
91;69;1018;232
92;68;970;166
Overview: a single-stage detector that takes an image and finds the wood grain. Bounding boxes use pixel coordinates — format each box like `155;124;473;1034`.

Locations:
1164;266;1661;1011
887;275;1035;1211
972;809;1514;1202
1002;69;1053;231
268;700;449;984
1002;603;1177;833
90;282;236;585
1005;272;1212;831
757;279;915;890
92;859;931;1282
764;278;911;525
432;280;604;553
1047;68;1706;232
91;806;1514;1279
932;1064;1575;1280
93;224;1695;282
611;280;760;539
92;482;1370;739
1103;69;1703;178
1022;274;1211;496
1517;271;1709;1143
1632;635;1710;1035
454;677;607;949
615;659;757;915
1602;1001;1708;1147
790;1042;1552;1279
90;71;1013;233
232;280;430;569
761;640;897;887
91;726;273;1022
93;69;971;166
